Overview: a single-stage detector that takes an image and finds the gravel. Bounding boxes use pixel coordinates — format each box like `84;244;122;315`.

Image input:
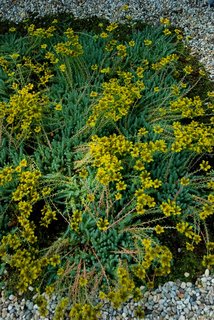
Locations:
0;270;214;319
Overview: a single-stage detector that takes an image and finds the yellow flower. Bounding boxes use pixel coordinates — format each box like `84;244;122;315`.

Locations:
79;276;88;287
99;291;106;300
186;35;192;41
57;267;64;276
207;91;214;98
87;194;95;202
100;67;110;74
208;194;214;203
207;181;214;189
153;86;159;93
115;193;122;200
199;69;206;77
138;127;148;136
180;82;187;88
122;4;129;11
134;160;145;171
116;181;127;191
193;234;201;244
144;39;152;46
59;64;66;72
106;23;118;32
34;126;41;133
97;218;109;231
153;179;162;188
55;104;62;111
9;27;16;32
90;91;98;97
183;65;193;75
10;53;20;60
20;159;27;167
160;17;170;25
49;255;60;267
163;28;172;36
174;29;181;35
142;238;151;248
128;40;135;47
177;35;183;40
15;165;22;172
91;64;98;71
79;169;88;179
153;125;163;134
154;225;164;234
200;160;211;172
186;242;194;251
180;177;190;186
100;32;108;38
41;44;47;49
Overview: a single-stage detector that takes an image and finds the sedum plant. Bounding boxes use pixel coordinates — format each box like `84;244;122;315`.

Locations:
0;10;213;319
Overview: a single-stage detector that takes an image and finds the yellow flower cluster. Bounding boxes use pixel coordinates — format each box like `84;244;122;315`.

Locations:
45;51;59;64
69;210;83;232
69;303;101;320
12;168;42;243
199;203;214;220
0;56;9;71
0;233;60;294
106;22;118;32
176;221;202;250
137;239;172;277
0;165;14;185
170;96;205;118
176;221;193;237
88;134;130;185
40;205;57;227
88;134;167;212
99;266;136;309
0;83;49;139
53;298;69;320
171;121;213;153
151;54;178;71
116;44;127;57
105;39;118;52
202;254;214;268
54;28;83;57
27;24;56;38
183;65;193;75
160;199;181;217
135;185;158;215
87;73;144;126
22;57;54;86
0;162;61;294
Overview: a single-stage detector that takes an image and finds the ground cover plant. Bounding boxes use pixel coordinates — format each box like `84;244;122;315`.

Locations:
0;8;214;320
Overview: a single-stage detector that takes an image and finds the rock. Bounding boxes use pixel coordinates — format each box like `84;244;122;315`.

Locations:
181;282;186;289
205;269;210;277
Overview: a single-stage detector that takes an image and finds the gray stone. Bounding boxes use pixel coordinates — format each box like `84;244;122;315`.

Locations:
181;282;186;289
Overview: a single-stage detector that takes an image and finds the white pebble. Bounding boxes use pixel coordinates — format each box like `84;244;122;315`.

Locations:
184;272;190;278
205;269;210;277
